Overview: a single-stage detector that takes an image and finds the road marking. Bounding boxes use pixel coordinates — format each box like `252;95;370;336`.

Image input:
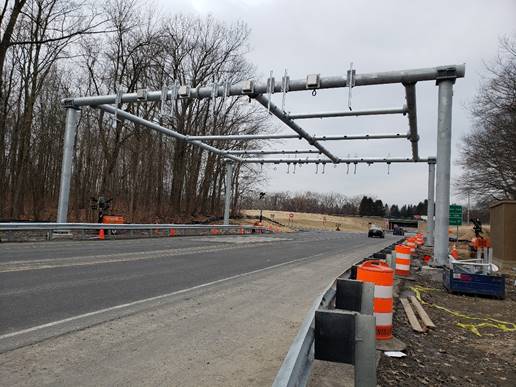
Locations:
0;234;358;273
0;241;288;273
0;252;326;341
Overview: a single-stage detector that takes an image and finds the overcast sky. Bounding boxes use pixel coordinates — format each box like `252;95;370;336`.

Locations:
158;0;515;206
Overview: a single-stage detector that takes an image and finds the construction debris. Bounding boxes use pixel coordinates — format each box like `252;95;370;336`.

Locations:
400;298;427;333
409;295;436;328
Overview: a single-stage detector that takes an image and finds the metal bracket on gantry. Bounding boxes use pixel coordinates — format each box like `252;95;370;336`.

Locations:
58;64;464;263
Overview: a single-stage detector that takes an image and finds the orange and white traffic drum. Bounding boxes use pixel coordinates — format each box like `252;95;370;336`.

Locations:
357;260;394;340
395;244;411;276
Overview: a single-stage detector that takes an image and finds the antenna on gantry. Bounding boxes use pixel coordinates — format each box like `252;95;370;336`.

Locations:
267;70;274;113
281;69;289;111
347;62;356;111
113;83;124;128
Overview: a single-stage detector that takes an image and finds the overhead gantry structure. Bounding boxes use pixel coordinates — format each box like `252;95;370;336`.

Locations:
59;64;465;265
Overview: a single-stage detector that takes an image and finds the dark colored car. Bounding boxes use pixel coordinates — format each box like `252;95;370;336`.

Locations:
393;225;405;236
368;225;385;238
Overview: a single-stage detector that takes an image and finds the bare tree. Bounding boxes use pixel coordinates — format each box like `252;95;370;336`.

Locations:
1;0;268;221
457;36;516;203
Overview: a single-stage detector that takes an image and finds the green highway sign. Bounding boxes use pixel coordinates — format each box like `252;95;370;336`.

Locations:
449;204;463;226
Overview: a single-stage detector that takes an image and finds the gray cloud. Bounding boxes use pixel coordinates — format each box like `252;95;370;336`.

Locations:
158;0;515;205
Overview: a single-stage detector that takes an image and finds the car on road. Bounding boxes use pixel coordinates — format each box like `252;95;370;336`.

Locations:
393;225;405;236
368;224;385;238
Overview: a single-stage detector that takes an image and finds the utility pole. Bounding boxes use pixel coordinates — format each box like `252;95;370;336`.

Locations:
467;191;470;225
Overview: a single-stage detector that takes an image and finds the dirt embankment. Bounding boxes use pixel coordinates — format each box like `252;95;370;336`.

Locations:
378;268;516;386
241;209;382;232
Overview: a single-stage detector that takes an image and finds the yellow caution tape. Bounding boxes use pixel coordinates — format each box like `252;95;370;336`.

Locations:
410;285;516;336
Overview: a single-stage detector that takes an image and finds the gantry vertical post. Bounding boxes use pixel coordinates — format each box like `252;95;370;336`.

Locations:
433;79;454;265
426;161;436;247
223;159;234;225
57;107;80;223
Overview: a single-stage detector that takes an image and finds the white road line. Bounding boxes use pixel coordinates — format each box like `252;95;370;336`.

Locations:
0;240;287;273
0;252;325;341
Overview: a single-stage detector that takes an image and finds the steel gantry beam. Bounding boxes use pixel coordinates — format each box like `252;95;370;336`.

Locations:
238;157;433;165
404;83;419;160
63;64;465;107
97;105;242;162
190;132;409;142
225;149;322;155
254;94;339;162
287;106;407;120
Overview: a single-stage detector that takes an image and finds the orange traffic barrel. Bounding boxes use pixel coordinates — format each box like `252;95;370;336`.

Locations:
357;260;394;340
395;244;411;276
451;244;459;258
415;234;424;246
405;237;416;253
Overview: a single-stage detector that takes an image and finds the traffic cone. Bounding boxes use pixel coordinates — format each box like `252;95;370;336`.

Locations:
451;244;459;259
99;228;105;240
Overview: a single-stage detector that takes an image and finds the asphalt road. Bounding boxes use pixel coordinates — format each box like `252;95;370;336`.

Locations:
0;231;397;338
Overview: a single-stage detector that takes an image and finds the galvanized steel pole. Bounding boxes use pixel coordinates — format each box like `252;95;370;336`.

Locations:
404;83;419;160
426;161;436;247
434;80;454;265
223;160;234;225
57;107;80;223
64;64;465;107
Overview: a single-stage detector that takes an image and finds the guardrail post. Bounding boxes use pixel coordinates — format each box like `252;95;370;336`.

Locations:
316;279;376;387
57;107;80;223
355;314;377;386
223;159;234;225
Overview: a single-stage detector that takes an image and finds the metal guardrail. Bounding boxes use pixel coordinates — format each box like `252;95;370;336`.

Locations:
273;242;401;387
0;222;266;231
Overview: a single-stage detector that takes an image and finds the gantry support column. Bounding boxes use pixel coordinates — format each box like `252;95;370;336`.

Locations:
223;159;234;225
426;161;436;247
433;79;455;265
57;107;80;223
